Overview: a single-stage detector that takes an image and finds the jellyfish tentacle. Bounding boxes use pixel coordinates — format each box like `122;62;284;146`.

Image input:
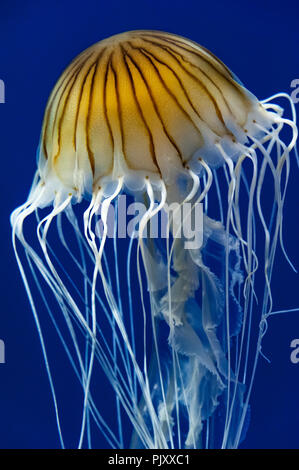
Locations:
80;189;104;448
84;184;130;446
231;101;298;448
161;166;239;447
85;179;166;448
25;243;121;448
136;178;172;448
11;186;66;448
215;143;236;448
33;189;131;447
57;207;137;392
222;131;274;447
166;168;205;446
127;232;138;399
64;203;151;446
36;193;99;448
140;180;177;447
216;146;256;446
112;198;125;448
255;118;297;272
229;151;257;414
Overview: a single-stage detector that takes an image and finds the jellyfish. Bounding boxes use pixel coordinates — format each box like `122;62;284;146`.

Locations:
10;30;298;449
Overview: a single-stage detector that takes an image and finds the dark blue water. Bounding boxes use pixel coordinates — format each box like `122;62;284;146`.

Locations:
0;0;298;449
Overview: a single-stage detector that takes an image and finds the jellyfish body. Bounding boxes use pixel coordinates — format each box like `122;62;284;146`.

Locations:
11;31;298;448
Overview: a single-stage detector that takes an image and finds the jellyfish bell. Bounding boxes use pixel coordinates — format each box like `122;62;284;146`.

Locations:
11;30;298;449
36;30;278;201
